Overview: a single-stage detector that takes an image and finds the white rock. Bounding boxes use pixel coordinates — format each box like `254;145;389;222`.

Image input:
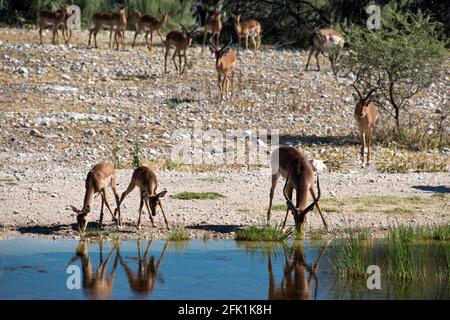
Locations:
84;128;96;137
310;159;326;173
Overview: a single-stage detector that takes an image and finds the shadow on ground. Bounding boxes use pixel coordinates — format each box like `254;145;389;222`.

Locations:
186;224;242;234
16;223;76;235
279;134;359;146
412;185;450;194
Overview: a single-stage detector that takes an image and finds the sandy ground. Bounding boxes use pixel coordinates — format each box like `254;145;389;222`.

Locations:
0;166;449;240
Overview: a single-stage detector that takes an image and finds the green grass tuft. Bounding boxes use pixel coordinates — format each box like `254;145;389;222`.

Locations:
167;227;191;241
173;191;225;200
235;224;293;242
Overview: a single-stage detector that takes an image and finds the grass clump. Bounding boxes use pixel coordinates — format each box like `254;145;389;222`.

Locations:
235;224;292;242
331;232;373;279
167;227;191;241
0;178;17;185
173;191;225;200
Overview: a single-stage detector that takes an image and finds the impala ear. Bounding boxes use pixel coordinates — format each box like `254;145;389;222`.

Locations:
157;190;167;198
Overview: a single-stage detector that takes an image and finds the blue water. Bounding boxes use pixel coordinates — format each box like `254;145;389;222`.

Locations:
0;239;447;300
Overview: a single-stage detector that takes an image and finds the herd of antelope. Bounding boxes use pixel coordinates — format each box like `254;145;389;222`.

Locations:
37;4;379;236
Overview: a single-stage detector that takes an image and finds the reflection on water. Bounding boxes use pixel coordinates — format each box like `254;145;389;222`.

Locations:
0;239;448;299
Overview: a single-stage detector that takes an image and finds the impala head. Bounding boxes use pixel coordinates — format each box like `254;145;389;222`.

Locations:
142;190;167;216
118;5;126;14
180;24;199;45
230;12;241;24
283;174;321;233
70;205;90;234
129;10;141;21
209;37;231;60
352;83;379;118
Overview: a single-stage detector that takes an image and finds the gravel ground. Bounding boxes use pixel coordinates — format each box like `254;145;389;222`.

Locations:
0;28;449;240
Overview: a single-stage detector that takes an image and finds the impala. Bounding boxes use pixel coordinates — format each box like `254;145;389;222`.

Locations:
267;146;328;234
38;4;68;45
305;28;345;73
70;162;121;234
115;166;169;230
164;24;198;75
353;84;378;166
202;10;222;52
230;13;261;56
132;12;169;51
88;5;127;49
209;39;237;101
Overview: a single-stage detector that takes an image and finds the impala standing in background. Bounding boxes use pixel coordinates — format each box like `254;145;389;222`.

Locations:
353;84;379;166
132;12;169;51
305;28;345;73
38;4;68;45
164;24;198;75
202;10;222;52
88;5;127;49
230;13;261;57
209;39;237;101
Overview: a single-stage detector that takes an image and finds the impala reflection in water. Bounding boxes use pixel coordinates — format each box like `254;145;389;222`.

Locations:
0;239;448;299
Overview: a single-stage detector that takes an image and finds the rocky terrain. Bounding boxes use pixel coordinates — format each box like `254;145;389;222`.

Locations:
0;28;449;240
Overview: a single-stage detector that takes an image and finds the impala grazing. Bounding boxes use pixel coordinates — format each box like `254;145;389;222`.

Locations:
115;166;169;230
305;28;345;73
132;12;169;51
230;13;261;56
88;5;127;49
164;24;198;75
38;4;68;45
267;146;328;234
70;162;121;234
202;10;222;52
353;84;378;166
209;39;237;101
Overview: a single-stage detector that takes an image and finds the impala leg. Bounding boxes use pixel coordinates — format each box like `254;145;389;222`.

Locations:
109;26;113;49
110;175;121;226
367;128;373;165
230;70;235;98
267;173;280;223
310;188;328;232
149;30;154;51
182;51;187;75
245;35;249;50
137;195;144;230
164;47;169;74
101;189;119;228
217;74;222;101
158;202;170;230
315;51;320;71
178;52;183;75
39;25;43;45
202;30;208;53
251;36;257;57
157;30;164;44
93;26;100;49
172;49;178;74
99;194;105;228
144;198;156;227
305;49;314;71
360;132;366;166
282;184;293;229
132;28;140;48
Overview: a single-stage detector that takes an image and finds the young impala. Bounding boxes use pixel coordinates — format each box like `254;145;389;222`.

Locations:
38;4;68;45
230;13;261;56
164;24;198;75
353;84;379;166
267;146;328;235
115;166;169;230
88;5;127;49
209;39;237;101
305;28;345;73
132;12;169;51
71;162;121;234
202;10;222;52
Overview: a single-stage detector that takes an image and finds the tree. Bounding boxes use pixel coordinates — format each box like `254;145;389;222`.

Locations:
339;11;447;129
